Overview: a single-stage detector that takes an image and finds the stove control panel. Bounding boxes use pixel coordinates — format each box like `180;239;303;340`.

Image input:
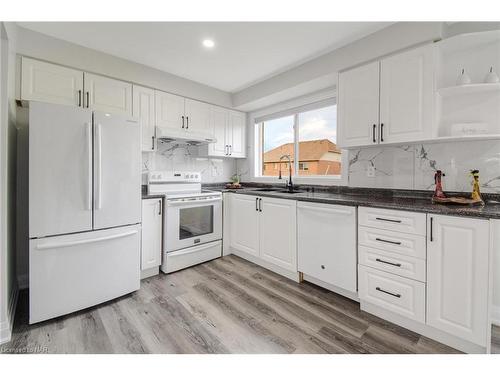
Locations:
148;171;201;183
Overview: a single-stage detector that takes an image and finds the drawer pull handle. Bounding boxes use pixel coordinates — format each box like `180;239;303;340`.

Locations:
376;287;401;298
375;258;402;267
375;217;402;223
375;237;401;245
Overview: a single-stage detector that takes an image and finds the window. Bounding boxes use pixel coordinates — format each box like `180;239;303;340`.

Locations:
299;162;309;171
257;102;340;178
260;115;294;177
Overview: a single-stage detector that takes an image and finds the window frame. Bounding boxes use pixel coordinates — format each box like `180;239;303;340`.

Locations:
255;99;343;182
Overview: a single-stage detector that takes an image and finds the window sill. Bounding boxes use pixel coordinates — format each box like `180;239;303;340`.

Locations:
250;175;346;186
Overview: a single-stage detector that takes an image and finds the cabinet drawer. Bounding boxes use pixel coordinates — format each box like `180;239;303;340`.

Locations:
358;265;425;323
359;246;426;282
358;226;426;259
358;207;426;235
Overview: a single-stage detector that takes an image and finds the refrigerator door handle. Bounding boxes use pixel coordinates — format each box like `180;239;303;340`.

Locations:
86;122;93;211
35;229;139;250
95;123;103;210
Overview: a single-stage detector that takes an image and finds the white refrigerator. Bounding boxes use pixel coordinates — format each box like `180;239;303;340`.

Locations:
28;101;142;324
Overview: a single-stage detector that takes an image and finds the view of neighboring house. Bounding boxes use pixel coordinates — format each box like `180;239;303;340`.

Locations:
262;139;341;176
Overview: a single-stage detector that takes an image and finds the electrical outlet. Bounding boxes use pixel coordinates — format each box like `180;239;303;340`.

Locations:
367;166;376;177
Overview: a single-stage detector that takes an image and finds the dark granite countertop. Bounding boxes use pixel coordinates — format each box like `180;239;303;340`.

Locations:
210;183;500;220
141;185;165;200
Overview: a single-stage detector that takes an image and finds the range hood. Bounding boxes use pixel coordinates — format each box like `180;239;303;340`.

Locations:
156;127;216;146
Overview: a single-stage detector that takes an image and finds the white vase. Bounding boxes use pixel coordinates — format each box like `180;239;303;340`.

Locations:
484;67;499;84
456;68;471;86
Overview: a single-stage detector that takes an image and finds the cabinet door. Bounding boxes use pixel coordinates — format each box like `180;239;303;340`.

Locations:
84;73;132;116
185;98;211;133
229;194;260;256
141;199;162;270
338;61;380;148
133;85;156;151
297;202;356;292
379;44;434;144
259;197;297;272
155;90;185;131
209;105;229;156
427;214;489;346
228;110;246;158
21;57;83;107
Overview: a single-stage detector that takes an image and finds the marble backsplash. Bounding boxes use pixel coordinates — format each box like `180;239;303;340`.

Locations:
348;140;500;193
142;141;236;184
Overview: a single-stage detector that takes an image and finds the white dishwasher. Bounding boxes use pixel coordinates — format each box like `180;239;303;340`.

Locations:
297;201;357;298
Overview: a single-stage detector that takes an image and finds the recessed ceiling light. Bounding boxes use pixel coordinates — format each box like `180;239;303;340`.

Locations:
202;39;215;48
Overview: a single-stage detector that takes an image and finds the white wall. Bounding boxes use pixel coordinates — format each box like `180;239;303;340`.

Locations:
232;22;444;111
0;22;18;344
12;24;233;108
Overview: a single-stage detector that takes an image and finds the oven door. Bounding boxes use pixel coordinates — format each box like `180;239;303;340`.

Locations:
165;196;222;252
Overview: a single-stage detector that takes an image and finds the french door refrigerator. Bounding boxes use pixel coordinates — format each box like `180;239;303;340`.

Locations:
28;101;141;324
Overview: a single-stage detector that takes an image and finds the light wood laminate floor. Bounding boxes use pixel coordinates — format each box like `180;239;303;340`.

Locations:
1;255;497;354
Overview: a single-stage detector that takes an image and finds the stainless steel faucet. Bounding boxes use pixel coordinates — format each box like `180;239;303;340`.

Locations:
278;154;294;192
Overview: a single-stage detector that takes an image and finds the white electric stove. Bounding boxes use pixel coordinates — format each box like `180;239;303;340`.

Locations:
148;171;222;274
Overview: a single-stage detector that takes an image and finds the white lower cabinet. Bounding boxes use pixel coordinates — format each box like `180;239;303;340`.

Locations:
228;194;297;274
357;207;492;353
297;202;357;293
358;264;426;323
427;214;490;346
259;197;297;272
141;198;162;275
228;194;260;256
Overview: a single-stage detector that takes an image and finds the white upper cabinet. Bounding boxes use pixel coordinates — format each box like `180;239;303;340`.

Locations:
155;90;185;131
184;98;211;132
379;44;435;144
338;43;435;148
228;110;246;158
21;57;84;107
199;107;247;158
338;61;380;148
84;73;132;116
141;198;162;271
427;214;490;346
133;85;156;151
208;105;229;157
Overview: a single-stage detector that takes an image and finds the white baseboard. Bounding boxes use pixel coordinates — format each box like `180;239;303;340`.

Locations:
0;283;19;345
17;273;28;290
492;304;500;326
361;301;487;354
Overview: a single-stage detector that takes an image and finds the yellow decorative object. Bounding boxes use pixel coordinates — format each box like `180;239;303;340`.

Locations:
471;169;482;202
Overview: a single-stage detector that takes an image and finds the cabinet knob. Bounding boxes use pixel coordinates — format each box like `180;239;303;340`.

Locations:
321;265;325;269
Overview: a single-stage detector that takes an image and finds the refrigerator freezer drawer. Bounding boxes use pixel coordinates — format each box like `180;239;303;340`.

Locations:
29;225;141;324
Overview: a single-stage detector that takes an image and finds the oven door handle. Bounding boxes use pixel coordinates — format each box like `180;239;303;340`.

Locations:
166;197;222;207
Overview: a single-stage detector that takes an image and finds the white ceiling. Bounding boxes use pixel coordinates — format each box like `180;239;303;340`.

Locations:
17;22;391;93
